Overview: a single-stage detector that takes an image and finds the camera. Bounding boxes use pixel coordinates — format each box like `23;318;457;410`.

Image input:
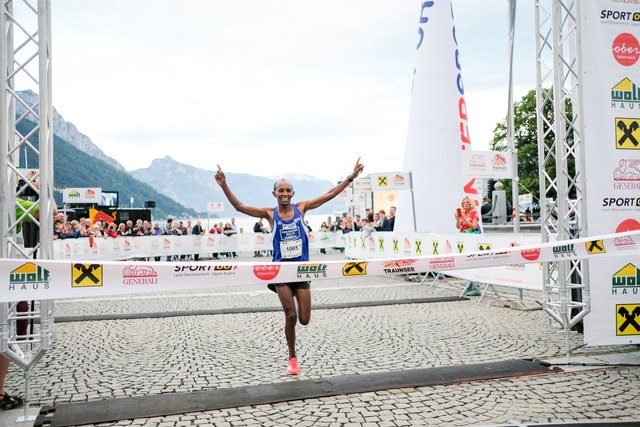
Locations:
17;179;38;197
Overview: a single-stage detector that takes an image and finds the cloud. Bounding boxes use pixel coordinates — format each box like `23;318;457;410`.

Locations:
33;0;536;180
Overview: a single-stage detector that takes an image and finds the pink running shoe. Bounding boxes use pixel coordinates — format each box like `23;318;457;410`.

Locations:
287;357;300;375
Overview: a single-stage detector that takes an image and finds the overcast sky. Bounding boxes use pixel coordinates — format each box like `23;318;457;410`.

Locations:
17;0;535;181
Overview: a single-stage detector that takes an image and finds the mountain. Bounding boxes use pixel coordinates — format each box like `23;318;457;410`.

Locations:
16;90;126;172
16;119;199;220
131;156;340;216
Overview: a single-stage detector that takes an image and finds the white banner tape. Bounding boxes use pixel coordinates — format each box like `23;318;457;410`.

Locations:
2;230;638;303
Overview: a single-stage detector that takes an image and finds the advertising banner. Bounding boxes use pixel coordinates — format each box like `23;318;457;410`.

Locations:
345;231;542;291
370;172;412;191
52;232;346;261
396;0;480;233
62;187;101;204
461;151;514;179
207;202;224;213
580;0;640;345
3;230;638;303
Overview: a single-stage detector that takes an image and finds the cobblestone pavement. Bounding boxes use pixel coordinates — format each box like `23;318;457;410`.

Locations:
4;252;640;426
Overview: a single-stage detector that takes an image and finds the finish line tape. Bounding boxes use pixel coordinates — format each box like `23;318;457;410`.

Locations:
2;230;639;303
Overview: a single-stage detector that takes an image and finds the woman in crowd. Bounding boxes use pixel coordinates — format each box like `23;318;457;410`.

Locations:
454;196;480;234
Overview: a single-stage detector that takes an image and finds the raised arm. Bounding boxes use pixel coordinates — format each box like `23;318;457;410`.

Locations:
215;165;272;220
297;158;364;214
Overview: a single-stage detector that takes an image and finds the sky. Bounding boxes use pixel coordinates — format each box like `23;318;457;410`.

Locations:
15;0;536;181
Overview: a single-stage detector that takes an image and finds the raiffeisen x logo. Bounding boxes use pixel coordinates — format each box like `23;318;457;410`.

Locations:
616;118;640;149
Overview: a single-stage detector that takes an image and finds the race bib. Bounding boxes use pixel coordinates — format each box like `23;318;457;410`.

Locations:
280;239;302;259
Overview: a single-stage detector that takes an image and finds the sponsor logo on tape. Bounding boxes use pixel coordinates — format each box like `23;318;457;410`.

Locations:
377;176;388;187
467;250;509;261
174;264;238;278
585;240;606;254
612;33;640;66
72;264;103;288
123;265;158;285
553;244;576;258
615;118;640;150
415;239;422;255
616;218;640;250
429;257;456;270
613;158;640;189
342;262;367;276
392;238;399;253
615;235;638;251
478;243;492;251
378;237;385;252
9;263;50;292
520;248;541;261
616;304;640;336
456;242;464;253
432;240;439;255
382;259;416;274
253;265;281;281
297;264;328;279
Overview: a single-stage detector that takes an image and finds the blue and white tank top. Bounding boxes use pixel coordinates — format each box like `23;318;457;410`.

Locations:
272;204;309;262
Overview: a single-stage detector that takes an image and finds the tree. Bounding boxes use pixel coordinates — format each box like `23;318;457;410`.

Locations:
490;88;575;211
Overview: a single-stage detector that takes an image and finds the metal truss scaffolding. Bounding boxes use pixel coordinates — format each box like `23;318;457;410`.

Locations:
1;0;54;419
534;0;589;360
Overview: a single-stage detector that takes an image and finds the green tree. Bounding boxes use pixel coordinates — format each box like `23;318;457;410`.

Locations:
490;88;575;210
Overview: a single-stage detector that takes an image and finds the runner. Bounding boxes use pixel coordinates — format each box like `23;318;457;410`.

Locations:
214;158;364;375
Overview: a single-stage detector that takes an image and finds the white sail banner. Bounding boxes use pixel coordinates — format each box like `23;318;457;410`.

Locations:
3;230;638;303
579;0;640;345
396;0;480;233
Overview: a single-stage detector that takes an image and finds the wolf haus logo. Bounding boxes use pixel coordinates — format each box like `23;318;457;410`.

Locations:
614;159;640;189
383;259;416;274
553;244;576;258
297;264;328;279
123;265;158;285
611;78;640;109
9;263;50;291
612;263;640;296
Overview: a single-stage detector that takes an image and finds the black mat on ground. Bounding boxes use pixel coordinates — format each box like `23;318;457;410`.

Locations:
34;359;554;427
55;296;465;322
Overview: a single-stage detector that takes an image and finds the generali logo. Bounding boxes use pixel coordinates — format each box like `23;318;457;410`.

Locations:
521;248;541;261
612;32;640;66
123;265;158;285
614;159;640;189
253;265;280;281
